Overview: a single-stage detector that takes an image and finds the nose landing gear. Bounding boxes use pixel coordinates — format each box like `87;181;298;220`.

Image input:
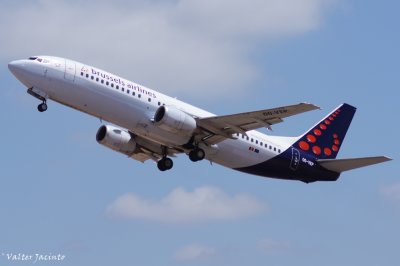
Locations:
27;88;48;112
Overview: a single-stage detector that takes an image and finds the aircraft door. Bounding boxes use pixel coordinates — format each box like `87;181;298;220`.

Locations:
64;59;76;81
290;147;300;171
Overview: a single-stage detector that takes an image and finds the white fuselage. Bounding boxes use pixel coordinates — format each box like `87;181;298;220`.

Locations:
8;56;293;170
9;56;392;183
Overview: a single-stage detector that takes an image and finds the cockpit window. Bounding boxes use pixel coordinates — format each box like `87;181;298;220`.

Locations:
27;56;49;63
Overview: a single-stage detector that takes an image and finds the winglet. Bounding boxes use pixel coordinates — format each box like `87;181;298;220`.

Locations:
317;156;392;173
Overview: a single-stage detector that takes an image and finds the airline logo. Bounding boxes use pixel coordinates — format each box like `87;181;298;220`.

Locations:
295;104;356;159
80;66;157;98
298;109;342;157
81;66;89;73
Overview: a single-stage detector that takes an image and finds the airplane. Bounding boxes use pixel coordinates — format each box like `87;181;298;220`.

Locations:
8;56;391;183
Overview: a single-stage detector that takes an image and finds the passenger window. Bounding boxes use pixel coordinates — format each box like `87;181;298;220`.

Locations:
148;98;151;102
122;88;124;92
138;94;141;98
86;74;89;78
111;83;114;88
255;140;258;144
132;92;135;96
106;81;109;86
91;76;94;80
116;85;119;90
96;77;99;82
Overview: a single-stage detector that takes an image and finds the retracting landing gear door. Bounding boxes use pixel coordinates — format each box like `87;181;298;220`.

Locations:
64;59;76;81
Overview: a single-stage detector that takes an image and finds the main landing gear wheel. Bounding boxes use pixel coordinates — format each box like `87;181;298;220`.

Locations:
37;102;47;112
157;157;174;171
189;148;205;162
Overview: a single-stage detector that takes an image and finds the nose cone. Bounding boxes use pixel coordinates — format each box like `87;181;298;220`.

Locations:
8;60;26;78
8;60;27;83
8;59;37;88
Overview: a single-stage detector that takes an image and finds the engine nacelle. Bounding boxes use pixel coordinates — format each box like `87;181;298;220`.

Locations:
154;106;197;136
96;125;137;156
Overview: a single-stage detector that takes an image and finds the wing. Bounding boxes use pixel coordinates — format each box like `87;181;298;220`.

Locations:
196;103;320;144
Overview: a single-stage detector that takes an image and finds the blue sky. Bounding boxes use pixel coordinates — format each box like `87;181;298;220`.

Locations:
0;0;398;265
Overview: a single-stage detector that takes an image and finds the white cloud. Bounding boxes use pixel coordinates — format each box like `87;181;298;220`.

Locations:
380;183;400;202
106;186;266;223
1;0;337;98
174;244;216;261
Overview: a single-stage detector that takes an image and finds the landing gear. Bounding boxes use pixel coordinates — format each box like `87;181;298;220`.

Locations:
27;88;48;112
189;148;205;162
157;157;173;171
37;101;47;112
157;146;174;171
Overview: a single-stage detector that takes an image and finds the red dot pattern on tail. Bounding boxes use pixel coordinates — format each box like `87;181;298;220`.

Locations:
314;129;322;136
299;141;310;151
307;134;316;143
313;146;321;155
298;108;343;157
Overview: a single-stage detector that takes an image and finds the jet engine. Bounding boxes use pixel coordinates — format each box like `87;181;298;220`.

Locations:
96;125;137;156
154;106;197;136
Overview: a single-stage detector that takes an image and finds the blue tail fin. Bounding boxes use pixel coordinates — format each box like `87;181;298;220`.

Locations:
294;103;356;159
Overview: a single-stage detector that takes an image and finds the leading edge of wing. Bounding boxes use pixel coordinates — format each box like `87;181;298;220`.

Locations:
196;103;320;142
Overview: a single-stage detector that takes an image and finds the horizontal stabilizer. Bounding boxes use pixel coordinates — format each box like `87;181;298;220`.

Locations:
317;156;392;173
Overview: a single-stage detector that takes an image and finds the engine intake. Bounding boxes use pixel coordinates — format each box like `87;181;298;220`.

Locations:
154;106;196;136
96;125;137;156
